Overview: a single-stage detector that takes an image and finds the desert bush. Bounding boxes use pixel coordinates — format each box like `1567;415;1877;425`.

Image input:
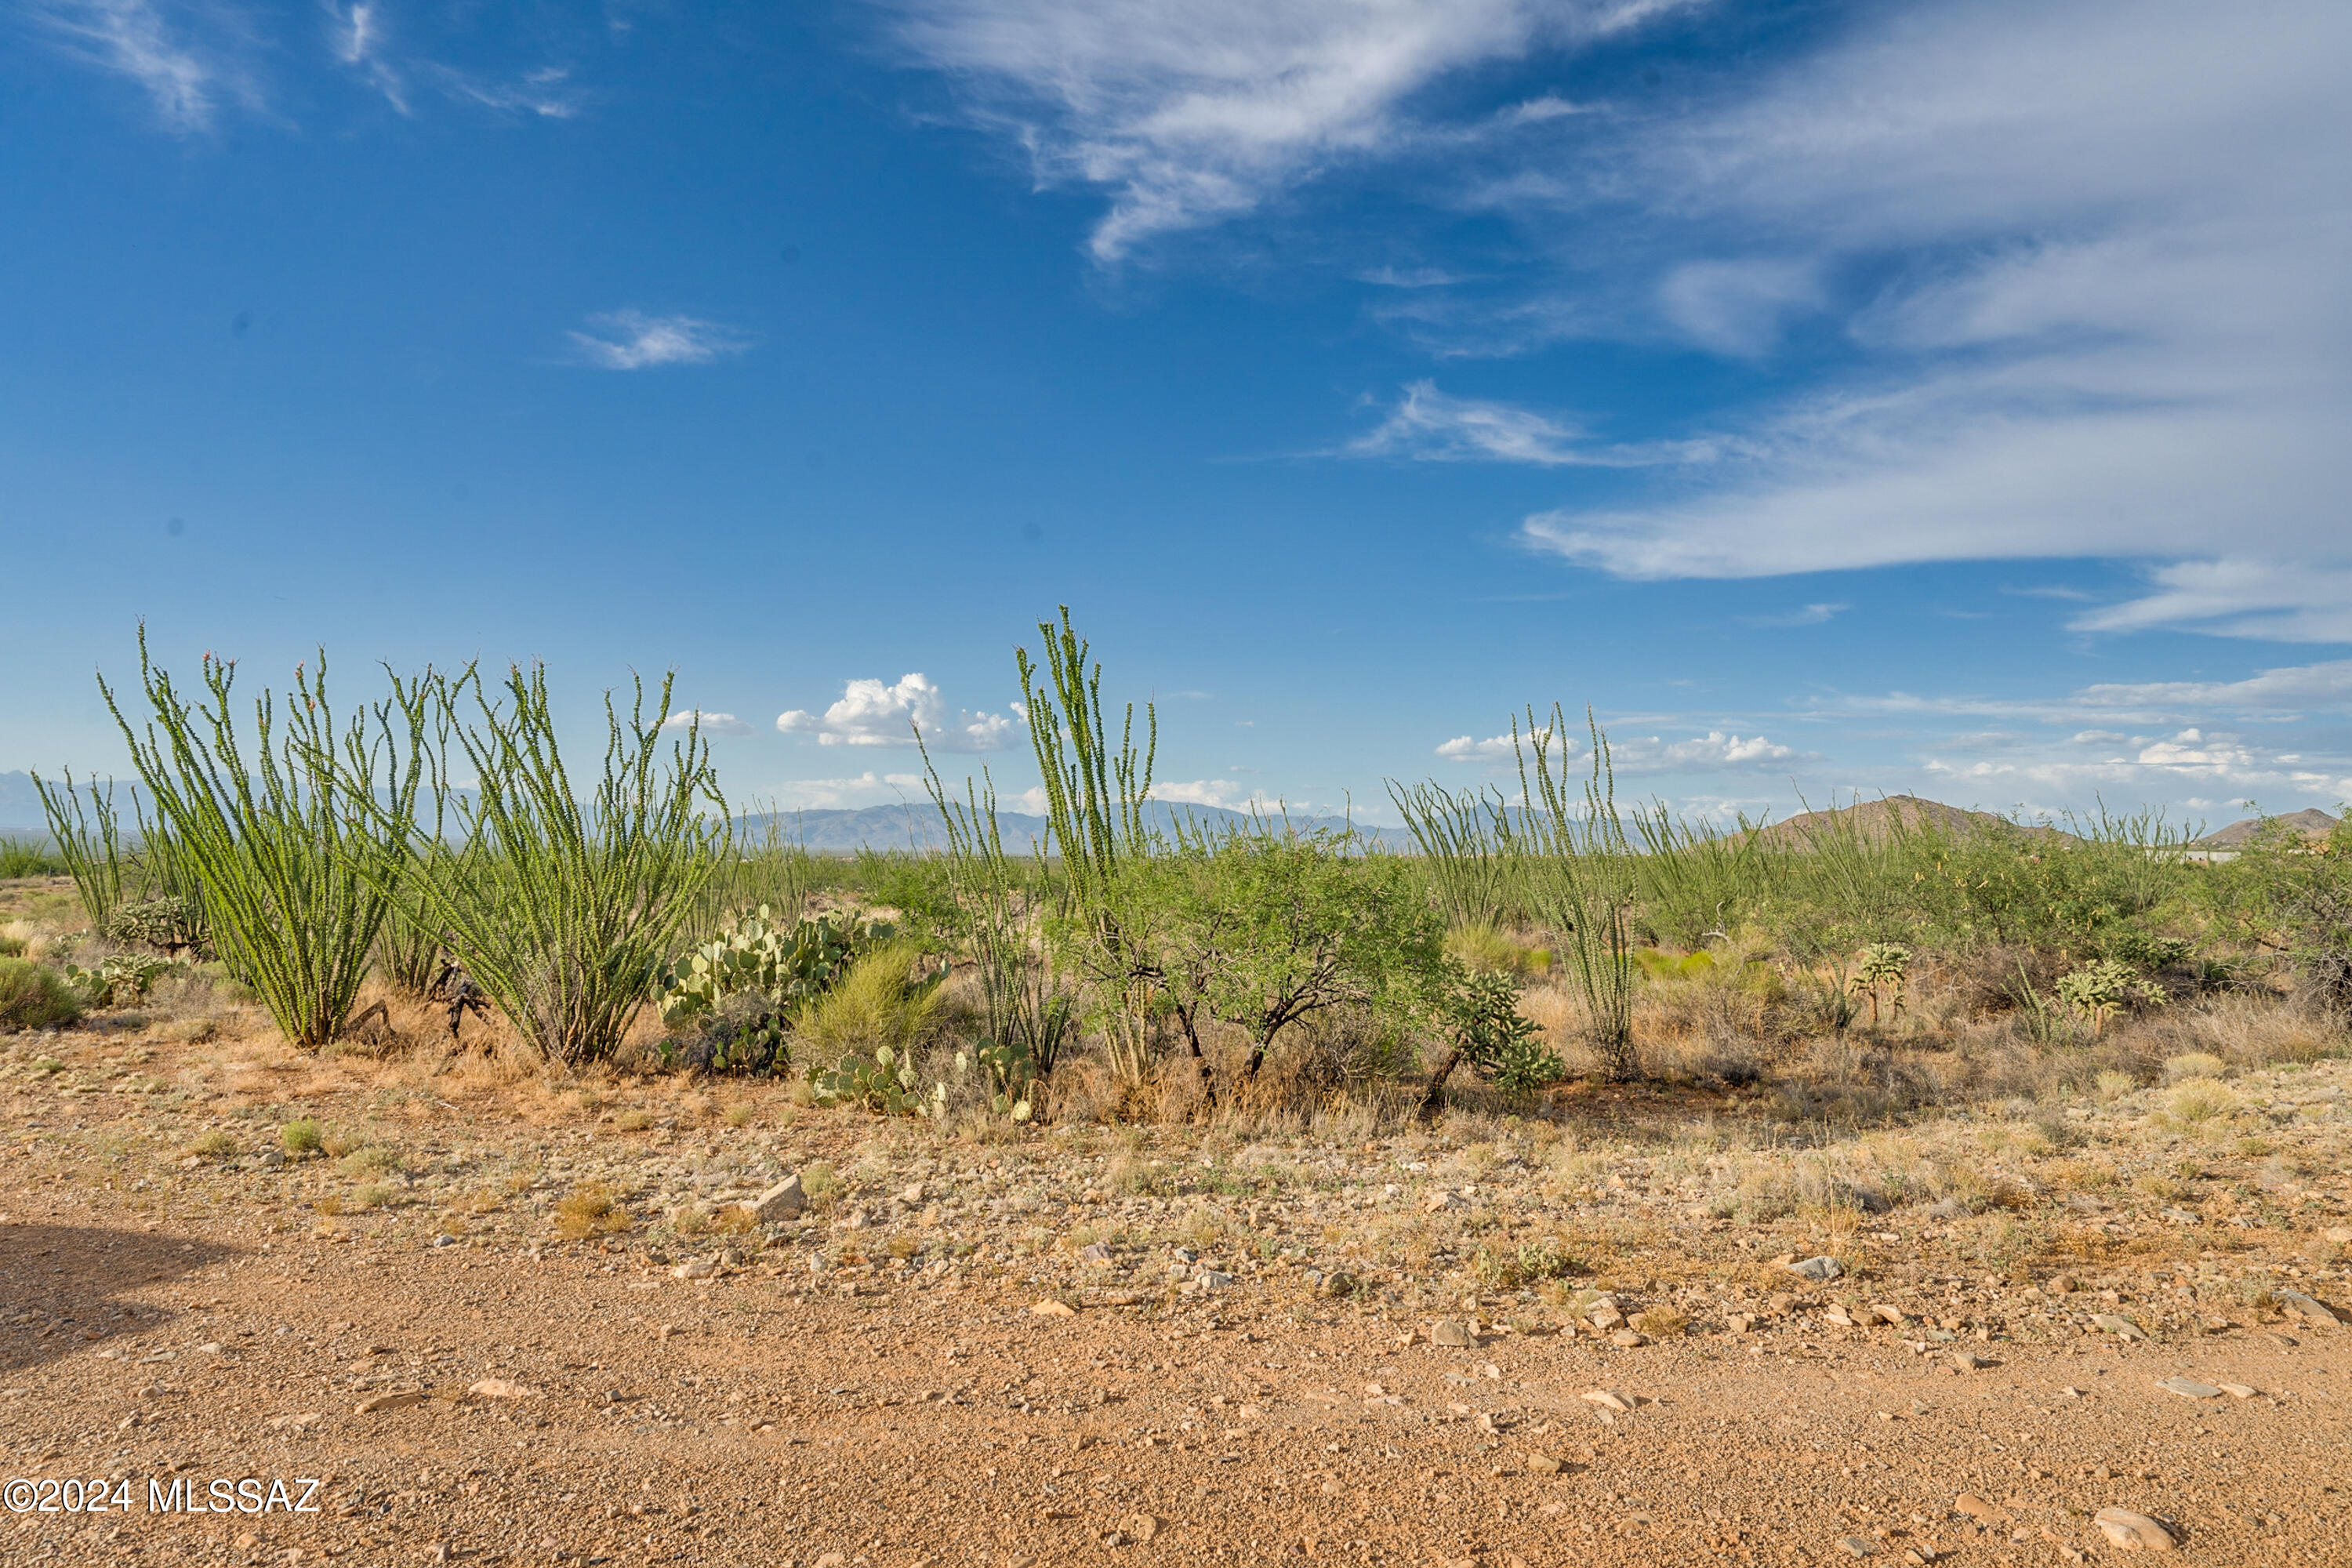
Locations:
2168;1079;2240;1123
0;837;64;879
64;953;180;1007
100;634;419;1049
2162;1051;2230;1083
357;664;725;1066
0;957;81;1033
658;907;887;1076
1515;707;1639;1080
280;1118;325;1156
555;1182;633;1239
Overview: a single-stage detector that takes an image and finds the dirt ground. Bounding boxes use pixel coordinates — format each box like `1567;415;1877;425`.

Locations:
4;892;2350;1566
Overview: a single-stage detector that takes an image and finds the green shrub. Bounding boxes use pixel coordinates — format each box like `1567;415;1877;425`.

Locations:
797;942;944;1063
280;1118;325;1156
0;837;65;879
0;957;82;1032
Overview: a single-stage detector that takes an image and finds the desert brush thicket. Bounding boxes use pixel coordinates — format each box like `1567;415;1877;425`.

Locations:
8;619;2347;1131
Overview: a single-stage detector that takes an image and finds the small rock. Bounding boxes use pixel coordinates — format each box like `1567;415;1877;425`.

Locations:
1954;1494;2005;1523
1126;1515;1161;1544
1581;1388;1634;1413
1318;1271;1359;1299
1424;1191;1465;1213
1029;1299;1076;1317
1192;1269;1234;1292
1869;1305;1907;1326
1840;1537;1878;1557
1431;1320;1475;1348
1784;1255;1841;1282
2216;1381;2256;1399
2092;1507;2176;1552
1824;1305;1856;1327
2156;1377;2220;1399
753;1174;808;1222
1079;1243;1115;1265
898;1182;924;1205
1524;1453;1563;1475
469;1377;542;1400
354;1392;427;1414
2091;1313;2147;1341
1610;1328;1647;1348
1948;1351;1993;1372
2275;1288;2342;1328
2323;1225;2351;1245
673;1258;718;1280
1588;1305;1624;1332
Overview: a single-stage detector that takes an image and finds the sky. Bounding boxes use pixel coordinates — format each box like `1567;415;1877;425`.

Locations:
3;0;2349;832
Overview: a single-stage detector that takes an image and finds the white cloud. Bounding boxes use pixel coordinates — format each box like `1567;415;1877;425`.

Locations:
31;0;242;132
1344;380;1707;466
776;673;1014;752
659;710;753;738
1739;602;1846;629
2071;659;2352;716
886;0;1690;261
755;772;929;810
434;64;585;119
1493;0;2352;639
567;310;750;370
1436;724;1792;772
325;1;408;112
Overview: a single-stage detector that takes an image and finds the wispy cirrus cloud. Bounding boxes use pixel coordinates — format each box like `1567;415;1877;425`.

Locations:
1344;380;1712;467
1491;0;2352;641
885;0;1692;262
1739;602;1846;629
28;0;253;132
777;673;1014;752
1436;726;1795;771
567;310;753;370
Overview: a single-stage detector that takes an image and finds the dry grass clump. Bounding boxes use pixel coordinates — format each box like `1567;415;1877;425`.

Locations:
554;1181;633;1239
2167;1078;2241;1123
613;1108;653;1132
2163;1051;2230;1083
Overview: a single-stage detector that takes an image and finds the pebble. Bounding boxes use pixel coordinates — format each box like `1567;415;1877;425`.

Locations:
2092;1507;2176;1552
2156;1378;2220;1399
2091;1313;2146;1341
1868;1305;1907;1326
1610;1329;1647;1348
1948;1351;1993;1372
752;1174;807;1222
1524;1453;1563;1475
2216;1382;2257;1399
1029;1299;1076;1317
1954;1494;2005;1523
1581;1388;1634;1413
1125;1515;1161;1544
1431;1321;1475;1348
468;1378;542;1401
1840;1536;1878;1557
354;1392;426;1414
672;1258;717;1280
1785;1256;1842;1282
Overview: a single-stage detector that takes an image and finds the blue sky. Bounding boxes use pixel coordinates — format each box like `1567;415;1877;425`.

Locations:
4;0;2349;829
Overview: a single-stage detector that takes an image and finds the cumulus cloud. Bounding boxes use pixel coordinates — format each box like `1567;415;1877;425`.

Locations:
1150;779;1267;812
777;674;1014;751
886;0;1690;261
1918;726;2352;808
758;772;928;810
659;710;753;737
567;310;751;370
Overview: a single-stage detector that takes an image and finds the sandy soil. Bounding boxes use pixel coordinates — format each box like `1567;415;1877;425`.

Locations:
2;929;2348;1566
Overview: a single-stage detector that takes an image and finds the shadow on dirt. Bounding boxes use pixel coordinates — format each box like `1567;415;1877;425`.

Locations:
0;1222;242;1375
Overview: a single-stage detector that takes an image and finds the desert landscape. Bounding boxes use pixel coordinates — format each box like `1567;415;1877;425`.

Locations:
3;640;2349;1568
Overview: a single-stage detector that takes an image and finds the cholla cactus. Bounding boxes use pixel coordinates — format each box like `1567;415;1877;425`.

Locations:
1854;942;1913;1029
2056;959;2136;1035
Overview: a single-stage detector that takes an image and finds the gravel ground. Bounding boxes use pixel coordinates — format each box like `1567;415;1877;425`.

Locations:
3;991;2350;1566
